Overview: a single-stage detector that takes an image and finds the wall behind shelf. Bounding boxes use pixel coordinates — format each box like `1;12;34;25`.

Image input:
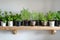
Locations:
0;0;60;40
0;0;60;13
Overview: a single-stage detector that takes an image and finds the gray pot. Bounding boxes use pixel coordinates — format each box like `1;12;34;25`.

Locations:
31;20;36;26
41;21;47;26
15;21;21;26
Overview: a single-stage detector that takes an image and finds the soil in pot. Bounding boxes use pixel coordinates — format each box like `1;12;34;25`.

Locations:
15;21;22;26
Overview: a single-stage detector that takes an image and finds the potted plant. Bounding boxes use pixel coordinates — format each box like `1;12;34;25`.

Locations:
8;11;13;27
31;12;39;26
1;17;7;27
1;11;8;27
4;11;8;26
47;11;56;27
55;11;60;26
14;14;22;26
39;12;47;26
21;8;31;26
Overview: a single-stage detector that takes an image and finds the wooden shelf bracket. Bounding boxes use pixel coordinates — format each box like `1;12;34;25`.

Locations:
50;30;56;34
12;30;17;34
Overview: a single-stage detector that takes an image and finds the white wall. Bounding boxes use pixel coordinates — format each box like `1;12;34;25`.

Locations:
0;0;60;40
0;0;58;12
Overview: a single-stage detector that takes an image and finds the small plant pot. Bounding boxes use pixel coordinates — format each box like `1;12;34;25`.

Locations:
55;20;60;26
49;21;55;27
0;21;1;26
13;20;15;26
24;20;29;26
8;21;13;27
15;21;21;26
41;21;47;26
1;21;6;27
31;20;36;26
36;20;40;26
38;20;42;26
55;20;59;26
58;20;60;26
21;20;24;26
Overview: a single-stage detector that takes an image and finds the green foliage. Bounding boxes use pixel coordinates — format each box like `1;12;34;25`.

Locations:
1;11;8;22
31;12;39;20
7;11;13;21
47;11;56;20
4;11;8;20
1;17;7;22
57;11;60;13
39;12;47;21
55;12;60;20
21;8;31;20
0;9;60;22
14;14;22;21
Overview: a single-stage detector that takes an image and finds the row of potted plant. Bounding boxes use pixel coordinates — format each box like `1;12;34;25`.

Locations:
0;9;60;27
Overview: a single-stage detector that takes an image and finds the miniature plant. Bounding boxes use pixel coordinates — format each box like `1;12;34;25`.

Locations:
39;12;47;21
1;11;8;22
7;11;13;21
14;14;22;21
31;12;39;20
47;11;56;21
55;12;60;20
21;8;31;20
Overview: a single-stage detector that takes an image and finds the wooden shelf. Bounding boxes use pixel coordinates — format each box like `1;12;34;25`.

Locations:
0;26;60;34
0;26;60;30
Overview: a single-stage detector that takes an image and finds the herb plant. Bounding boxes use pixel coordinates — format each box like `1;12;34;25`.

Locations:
21;8;31;20
47;11;56;21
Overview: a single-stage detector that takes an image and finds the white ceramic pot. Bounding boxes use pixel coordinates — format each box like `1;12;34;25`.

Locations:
8;21;13;27
49;21;55;27
32;21;36;26
1;21;6;27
